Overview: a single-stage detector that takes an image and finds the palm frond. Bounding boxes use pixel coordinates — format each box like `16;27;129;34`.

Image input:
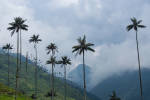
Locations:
72;35;95;55
126;25;133;31
86;47;95;52
138;25;146;28
137;20;142;24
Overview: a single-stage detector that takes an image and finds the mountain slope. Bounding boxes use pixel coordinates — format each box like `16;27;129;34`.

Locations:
0;83;32;100
0;52;100;100
68;64;92;90
91;68;150;100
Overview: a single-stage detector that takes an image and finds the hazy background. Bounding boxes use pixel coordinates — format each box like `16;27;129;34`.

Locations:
0;0;150;88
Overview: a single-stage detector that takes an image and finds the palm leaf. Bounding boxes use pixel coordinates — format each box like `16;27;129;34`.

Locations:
126;25;133;31
138;25;146;28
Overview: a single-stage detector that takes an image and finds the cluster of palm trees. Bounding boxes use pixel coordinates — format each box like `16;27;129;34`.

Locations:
3;16;95;100
1;16;146;100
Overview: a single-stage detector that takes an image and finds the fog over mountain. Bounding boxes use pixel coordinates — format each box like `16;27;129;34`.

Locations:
0;0;150;88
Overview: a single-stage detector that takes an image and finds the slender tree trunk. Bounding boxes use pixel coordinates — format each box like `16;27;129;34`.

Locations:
19;30;22;71
83;50;86;100
15;32;19;100
35;44;38;100
51;51;55;100
50;63;52;100
64;65;67;100
52;63;54;100
136;31;143;100
26;52;28;72
7;49;10;86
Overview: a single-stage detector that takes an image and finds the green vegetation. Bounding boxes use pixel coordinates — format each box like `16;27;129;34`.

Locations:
0;52;99;100
0;83;32;100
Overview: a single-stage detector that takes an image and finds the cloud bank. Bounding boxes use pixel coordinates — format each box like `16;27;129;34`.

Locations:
0;0;150;87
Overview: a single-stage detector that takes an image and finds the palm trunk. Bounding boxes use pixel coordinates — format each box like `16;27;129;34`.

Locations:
7;49;10;86
15;32;19;100
19;30;22;71
26;52;28;73
83;50;86;100
64;65;67;100
50;63;52;100
51;51;55;100
52;63;54;100
35;44;38;100
136;31;143;100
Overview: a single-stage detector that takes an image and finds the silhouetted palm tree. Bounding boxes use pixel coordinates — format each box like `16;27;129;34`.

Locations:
58;56;71;100
127;17;146;100
29;34;42;99
46;43;58;100
46;56;58;100
72;35;95;100
109;91;121;100
7;17;28;100
2;43;13;86
46;43;58;56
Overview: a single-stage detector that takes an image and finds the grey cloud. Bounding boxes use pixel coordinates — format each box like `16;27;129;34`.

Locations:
0;0;150;88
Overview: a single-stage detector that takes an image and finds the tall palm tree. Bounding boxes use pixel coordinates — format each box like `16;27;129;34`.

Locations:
46;56;58;100
58;56;71;100
8;17;28;70
109;91;121;100
2;43;13;86
72;35;95;100
46;43;58;56
126;17;146;100
7;17;28;100
29;34;42;99
46;43;58;100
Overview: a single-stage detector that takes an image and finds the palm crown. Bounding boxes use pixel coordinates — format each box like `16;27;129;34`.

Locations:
46;56;58;65
126;17;146;31
7;17;28;36
29;35;42;44
58;56;71;66
2;43;13;50
72;35;95;55
46;43;58;55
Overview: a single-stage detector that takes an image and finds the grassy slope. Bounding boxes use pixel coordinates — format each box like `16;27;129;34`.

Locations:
0;53;99;100
0;83;32;100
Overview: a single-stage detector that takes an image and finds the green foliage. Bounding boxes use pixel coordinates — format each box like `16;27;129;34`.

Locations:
0;53;99;100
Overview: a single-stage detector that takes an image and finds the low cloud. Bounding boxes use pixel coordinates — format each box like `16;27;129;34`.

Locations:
0;0;150;88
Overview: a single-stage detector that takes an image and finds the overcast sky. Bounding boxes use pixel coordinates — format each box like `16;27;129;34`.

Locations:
0;0;150;87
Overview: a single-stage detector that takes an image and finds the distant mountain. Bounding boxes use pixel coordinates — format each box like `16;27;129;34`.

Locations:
91;68;150;100
68;64;93;90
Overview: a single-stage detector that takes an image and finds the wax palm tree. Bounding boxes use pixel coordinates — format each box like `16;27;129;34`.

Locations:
46;43;58;56
29;34;42;99
58;56;71;100
126;17;146;100
109;91;121;100
72;35;95;100
2;43;13;86
8;17;28;70
46;56;58;100
7;17;28;100
46;43;58;100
